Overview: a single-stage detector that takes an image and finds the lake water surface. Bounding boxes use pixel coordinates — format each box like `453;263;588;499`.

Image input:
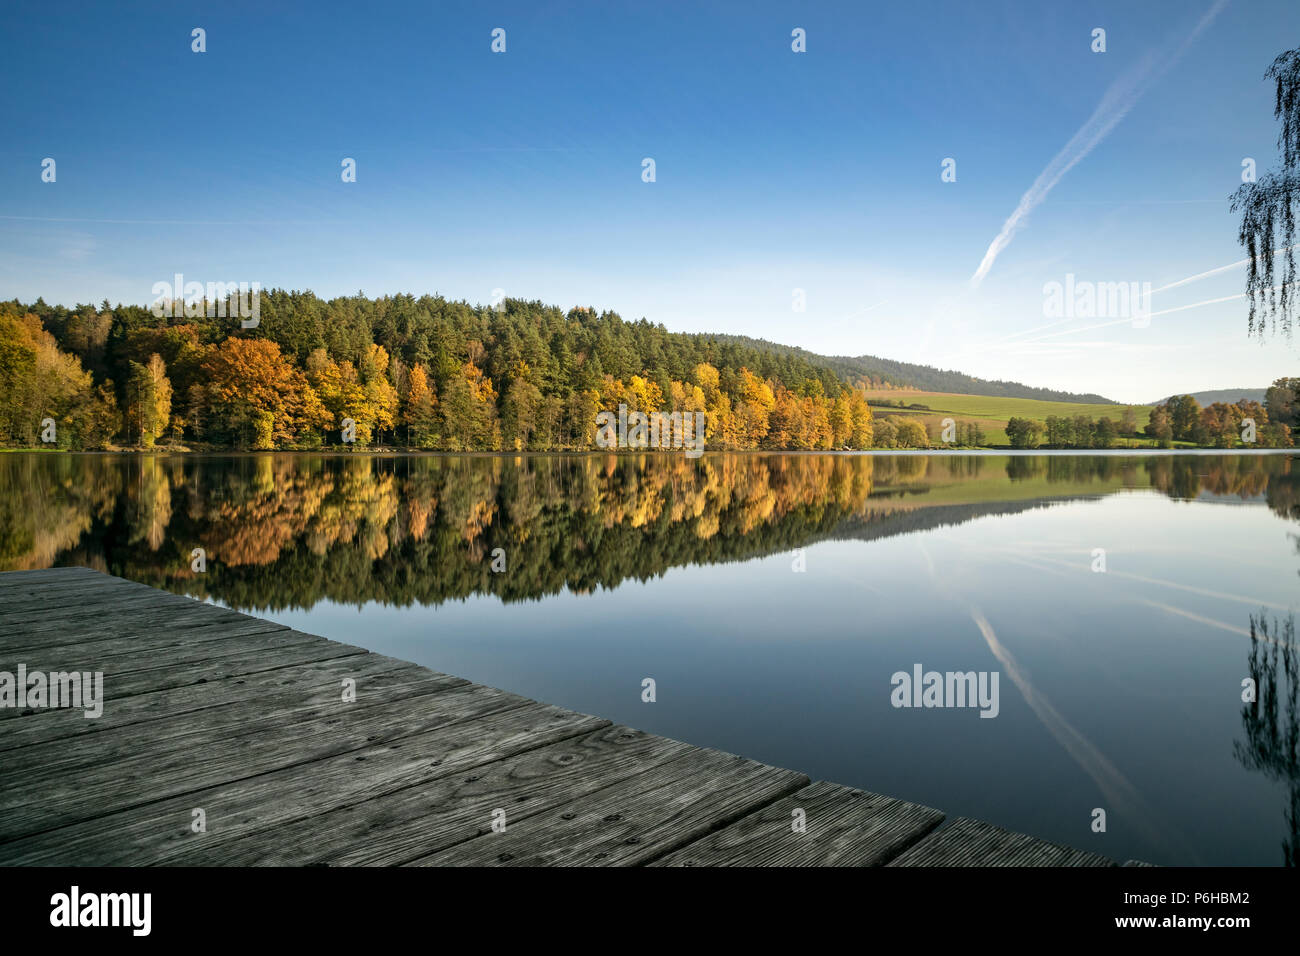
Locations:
4;450;1298;866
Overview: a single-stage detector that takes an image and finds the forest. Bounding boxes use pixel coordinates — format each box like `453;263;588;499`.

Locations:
1;291;1295;452
0;292;882;452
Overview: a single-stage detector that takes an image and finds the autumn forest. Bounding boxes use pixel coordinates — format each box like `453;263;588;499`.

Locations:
3;291;1297;453
0;292;881;452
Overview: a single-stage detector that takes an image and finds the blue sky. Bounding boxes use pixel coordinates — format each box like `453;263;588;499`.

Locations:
1;0;1297;403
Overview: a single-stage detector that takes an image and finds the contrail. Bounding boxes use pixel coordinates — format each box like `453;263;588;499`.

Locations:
975;247;1295;348
1138;600;1252;639
969;608;1189;859
912;543;1190;857
997;282;1296;349
969;0;1229;287
829;298;890;324
1148;245;1297;295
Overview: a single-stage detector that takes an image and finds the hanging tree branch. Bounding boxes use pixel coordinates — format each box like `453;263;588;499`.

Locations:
1232;49;1300;338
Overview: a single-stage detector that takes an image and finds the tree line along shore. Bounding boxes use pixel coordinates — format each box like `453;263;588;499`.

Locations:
1;294;1294;452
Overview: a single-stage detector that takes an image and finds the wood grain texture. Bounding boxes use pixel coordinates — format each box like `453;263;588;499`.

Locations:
412;745;810;866
651;781;945;866
3;600;268;650
2;664;465;779
0;652;439;753
0;680;530;841
42;640;367;704
183;723;694;866
886;817;1115;867
6;620;298;674
0;704;609;866
0;566;100;588
6;614;285;656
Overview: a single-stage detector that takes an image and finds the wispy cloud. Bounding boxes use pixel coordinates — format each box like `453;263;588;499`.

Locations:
969;0;1229;287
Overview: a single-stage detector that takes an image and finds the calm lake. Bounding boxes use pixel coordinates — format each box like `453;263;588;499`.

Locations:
3;450;1298;866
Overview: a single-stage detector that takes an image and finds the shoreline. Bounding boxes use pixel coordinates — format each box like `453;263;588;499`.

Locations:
1;447;1295;458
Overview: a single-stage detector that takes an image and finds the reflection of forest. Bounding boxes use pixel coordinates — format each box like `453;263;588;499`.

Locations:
1;452;1296;610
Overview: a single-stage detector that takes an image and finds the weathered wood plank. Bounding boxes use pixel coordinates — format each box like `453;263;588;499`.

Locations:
178;723;691;866
0;572;192;600
0;564;97;576
2;661;464;779
886;817;1115;867
0;682;533;841
1;588;188;619
3;598;230;633
0;596;238;640
0;567;100;586
651;781;945;866
2;616;289;665
2;643;371;724
4;627;344;694
0;704;608;865
0;626;345;722
411;746;810;866
46;639;365;702
0;579;188;615
4;609;287;656
0;652;437;753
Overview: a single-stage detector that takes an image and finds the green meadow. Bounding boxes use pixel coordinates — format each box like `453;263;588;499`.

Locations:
861;389;1156;446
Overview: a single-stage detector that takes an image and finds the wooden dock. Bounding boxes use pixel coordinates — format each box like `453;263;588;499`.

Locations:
0;567;1134;866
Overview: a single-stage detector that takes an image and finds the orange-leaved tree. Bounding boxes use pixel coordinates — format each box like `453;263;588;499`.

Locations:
202;338;329;448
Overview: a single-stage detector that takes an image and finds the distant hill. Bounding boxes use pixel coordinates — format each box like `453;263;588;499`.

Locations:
1152;388;1267;406
712;334;1117;404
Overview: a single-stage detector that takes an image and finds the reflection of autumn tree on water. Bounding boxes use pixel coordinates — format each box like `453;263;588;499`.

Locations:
0;454;119;570
3;453;878;603
0;452;1298;610
128;456;172;552
1235;614;1300;866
